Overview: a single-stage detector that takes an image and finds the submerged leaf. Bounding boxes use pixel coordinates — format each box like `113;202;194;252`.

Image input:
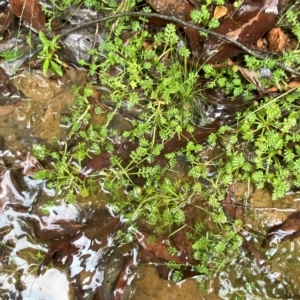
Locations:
136;231;186;264
145;0;202;57
80;152;112;177
0;170;25;213
113;258;133;300
0;105;15;116
15;153;44;176
261;211;300;248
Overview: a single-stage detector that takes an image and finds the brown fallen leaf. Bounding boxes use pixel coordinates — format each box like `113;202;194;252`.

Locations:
9;0;46;32
80;152;112;177
136;231;187;264
145;0;202;57
145;0;193;21
256;38;267;50
213;6;228;20
162;121;220;156
0;66;11;96
0;170;25;213
113;258;133;300
240;229;266;266
222;184;265;264
261;211;300;249
203;0;283;63
222;185;236;221
236;65;264;94
171;205;198;265
15;153;44;176
38;233;81;275
39;215;121;276
265;81;300;93
0;7;14;36
32;216;85;241
88;86;108;112
78;121;220;186
84;216;121;243
0;105;15;116
288;81;300;89
267;27;287;52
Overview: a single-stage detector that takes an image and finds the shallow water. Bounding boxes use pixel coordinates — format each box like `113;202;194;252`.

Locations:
0;66;300;300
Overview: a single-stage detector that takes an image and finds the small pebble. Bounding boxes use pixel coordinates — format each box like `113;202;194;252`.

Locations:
259;67;272;79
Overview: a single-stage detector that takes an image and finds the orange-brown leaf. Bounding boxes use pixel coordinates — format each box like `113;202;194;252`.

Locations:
10;0;46;32
136;231;187;264
0;7;14;36
267;27;287;52
213;6;228;20
0;105;15;116
203;0;282;63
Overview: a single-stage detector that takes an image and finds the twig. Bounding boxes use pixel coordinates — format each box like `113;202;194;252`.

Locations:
55;11;300;76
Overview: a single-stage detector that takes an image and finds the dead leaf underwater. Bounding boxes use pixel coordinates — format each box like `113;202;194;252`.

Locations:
145;0;283;63
0;153;44;213
262;211;300;248
136;231;187;264
0;170;25;213
0;105;15;116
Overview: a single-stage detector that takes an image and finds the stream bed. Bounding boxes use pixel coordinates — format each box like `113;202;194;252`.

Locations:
1;0;300;298
0;69;300;299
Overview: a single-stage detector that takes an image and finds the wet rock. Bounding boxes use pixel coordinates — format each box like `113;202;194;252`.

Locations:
63;30;104;63
21;267;75;300
0;69;87;151
102;249;124;300
262;211;300;248
122;264;219;300
242;189;300;232
233;182;254;200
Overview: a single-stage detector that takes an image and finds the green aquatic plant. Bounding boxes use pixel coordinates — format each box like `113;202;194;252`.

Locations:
31;0;300;288
204;87;300;200
33;8;245;284
190;0;225;30
38;31;64;76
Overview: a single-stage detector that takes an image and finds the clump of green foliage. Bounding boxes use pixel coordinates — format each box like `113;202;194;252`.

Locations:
38;31;64;76
33;19;204;217
205;87;300;200
33;0;300;287
33;84;103;204
198;2;300;199
190;0;225;29
33;3;242;283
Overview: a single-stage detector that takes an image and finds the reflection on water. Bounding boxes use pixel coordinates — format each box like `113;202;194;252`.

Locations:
1;168;300;299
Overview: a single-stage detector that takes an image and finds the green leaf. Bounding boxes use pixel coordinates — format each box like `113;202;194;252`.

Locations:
43;59;49;74
0;50;24;62
39;31;47;44
50;60;63;76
